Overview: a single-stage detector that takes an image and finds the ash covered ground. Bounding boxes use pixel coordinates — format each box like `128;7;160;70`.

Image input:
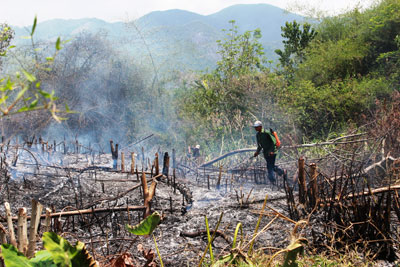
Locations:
0;146;296;266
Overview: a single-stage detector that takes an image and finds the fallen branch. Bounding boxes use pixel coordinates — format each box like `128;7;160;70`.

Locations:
322;184;400;202
5;205;146;222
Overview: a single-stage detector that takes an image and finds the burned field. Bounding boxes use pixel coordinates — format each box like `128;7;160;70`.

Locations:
0;134;400;266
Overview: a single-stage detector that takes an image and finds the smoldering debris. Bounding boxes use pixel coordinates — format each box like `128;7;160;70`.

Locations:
0;137;294;266
0;135;399;266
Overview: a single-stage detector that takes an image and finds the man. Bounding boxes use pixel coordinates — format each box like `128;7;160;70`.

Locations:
192;145;200;158
253;120;285;183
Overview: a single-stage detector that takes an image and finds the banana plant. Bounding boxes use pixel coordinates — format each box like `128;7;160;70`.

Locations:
1;232;97;267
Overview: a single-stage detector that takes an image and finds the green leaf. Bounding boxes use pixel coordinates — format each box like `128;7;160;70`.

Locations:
22;70;36;82
205;215;214;261
45;57;54;61
283;238;307;267
71;241;94;266
31;16;37;36
1;244;56;267
55;37;61;51
232;223;243;249
38;90;51;99
29;250;56;267
17;106;30;113
126;211;161;235
1;244;32;267
42;232;73;266
29;99;38;109
64;103;77;114
16;87;29;101
42;232;97;267
3;78;14;91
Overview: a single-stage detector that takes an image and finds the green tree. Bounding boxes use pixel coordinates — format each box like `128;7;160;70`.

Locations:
181;20;266;118
215;20;266;80
280;77;392;138
376;34;400;84
275;1;400;138
296;38;369;86
275;20;317;79
177;21;291;153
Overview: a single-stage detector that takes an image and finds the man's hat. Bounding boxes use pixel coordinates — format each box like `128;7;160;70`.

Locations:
253;121;262;127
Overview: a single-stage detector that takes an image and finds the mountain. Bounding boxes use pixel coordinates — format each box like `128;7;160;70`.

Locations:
11;4;306;72
207;4;302;43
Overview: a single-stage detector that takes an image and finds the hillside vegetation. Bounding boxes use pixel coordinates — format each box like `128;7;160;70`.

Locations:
178;0;400;157
0;0;399;156
1;1;400;266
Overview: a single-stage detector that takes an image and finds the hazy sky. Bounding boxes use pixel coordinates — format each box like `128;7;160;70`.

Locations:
2;0;376;26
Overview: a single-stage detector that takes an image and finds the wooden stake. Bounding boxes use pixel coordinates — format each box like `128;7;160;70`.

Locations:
0;224;7;245
148;180;157;200
173;169;177;194
27;200;43;258
110;140;118;170
131;152;135;174
121;152;125;172
4;202;17;247
17;208;28;255
141;171;150;217
216;166;223;189
45;208;52;232
298;157;307;205
155;153;159;175
309;163;318;207
162;152;170;178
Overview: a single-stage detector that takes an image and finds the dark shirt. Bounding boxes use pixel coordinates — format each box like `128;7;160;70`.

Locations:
192;147;200;157
256;129;276;155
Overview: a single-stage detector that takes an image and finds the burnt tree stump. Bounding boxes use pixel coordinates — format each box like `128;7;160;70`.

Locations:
110;140;119;170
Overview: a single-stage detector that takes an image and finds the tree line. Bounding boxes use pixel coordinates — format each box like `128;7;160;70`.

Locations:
0;0;399;156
